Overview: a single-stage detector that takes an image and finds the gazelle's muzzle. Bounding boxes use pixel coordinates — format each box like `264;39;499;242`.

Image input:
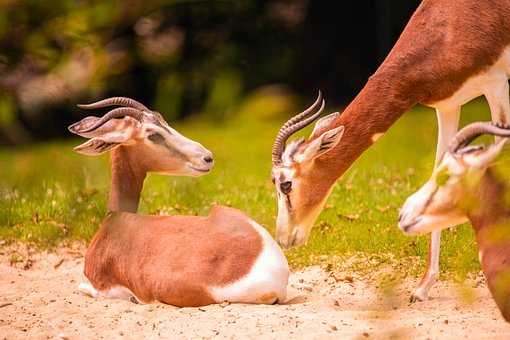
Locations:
276;227;303;249
276;218;312;249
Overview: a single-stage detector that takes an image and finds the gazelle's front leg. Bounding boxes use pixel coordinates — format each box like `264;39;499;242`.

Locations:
485;78;510;136
411;106;460;302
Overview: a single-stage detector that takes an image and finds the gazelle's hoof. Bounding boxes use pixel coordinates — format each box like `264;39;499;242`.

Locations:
409;289;428;303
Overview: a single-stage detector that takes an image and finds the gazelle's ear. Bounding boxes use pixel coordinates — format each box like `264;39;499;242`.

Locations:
462;138;507;168
73;137;121;156
297;126;344;162
68;116;102;138
69;116;139;138
71;117;139;156
310;112;340;138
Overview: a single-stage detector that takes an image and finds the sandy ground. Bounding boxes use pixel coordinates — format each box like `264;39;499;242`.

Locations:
1;245;510;340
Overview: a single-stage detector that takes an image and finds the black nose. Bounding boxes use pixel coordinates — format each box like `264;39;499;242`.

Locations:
203;156;213;164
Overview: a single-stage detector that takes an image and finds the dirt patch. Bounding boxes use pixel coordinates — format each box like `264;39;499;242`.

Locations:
1;246;509;339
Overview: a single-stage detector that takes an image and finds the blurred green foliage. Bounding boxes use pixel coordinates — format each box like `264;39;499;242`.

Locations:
0;0;306;143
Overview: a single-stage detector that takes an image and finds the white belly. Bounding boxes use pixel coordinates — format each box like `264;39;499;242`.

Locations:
429;46;510;112
208;220;290;304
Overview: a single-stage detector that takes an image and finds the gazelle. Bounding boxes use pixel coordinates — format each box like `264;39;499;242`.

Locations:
70;97;289;307
271;0;510;302
399;122;510;321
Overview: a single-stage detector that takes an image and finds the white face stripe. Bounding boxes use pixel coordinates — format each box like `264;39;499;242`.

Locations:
282;139;304;165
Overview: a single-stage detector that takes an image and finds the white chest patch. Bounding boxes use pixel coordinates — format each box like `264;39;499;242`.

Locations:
208;221;289;304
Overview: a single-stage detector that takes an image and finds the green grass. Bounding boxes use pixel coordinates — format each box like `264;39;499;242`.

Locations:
0;98;502;276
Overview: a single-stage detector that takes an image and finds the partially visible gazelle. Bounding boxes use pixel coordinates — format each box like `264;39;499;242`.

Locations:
70;97;289;307
399;122;510;321
271;0;510;301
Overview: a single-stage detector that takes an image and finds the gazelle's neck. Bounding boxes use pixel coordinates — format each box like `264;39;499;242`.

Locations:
108;146;147;213
316;73;417;182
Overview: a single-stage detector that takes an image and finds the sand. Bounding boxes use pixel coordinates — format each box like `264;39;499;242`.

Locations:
1;245;509;339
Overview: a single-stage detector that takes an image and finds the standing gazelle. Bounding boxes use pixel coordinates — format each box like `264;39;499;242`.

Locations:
70;97;289;307
271;0;510;301
399;122;510;321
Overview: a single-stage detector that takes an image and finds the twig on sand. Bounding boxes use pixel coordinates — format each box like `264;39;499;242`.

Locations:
54;259;65;269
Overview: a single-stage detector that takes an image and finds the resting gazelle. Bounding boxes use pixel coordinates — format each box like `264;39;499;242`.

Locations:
70;97;289;307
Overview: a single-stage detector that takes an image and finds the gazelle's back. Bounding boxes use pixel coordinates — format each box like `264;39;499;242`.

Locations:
84;205;288;307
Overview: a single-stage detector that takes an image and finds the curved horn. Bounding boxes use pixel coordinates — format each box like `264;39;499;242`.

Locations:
77;97;149;111
281;90;323;131
272;93;325;165
71;107;144;134
449;122;510;152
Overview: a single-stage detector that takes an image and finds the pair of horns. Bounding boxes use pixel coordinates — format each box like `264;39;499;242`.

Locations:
449;122;510;153
70;97;150;133
272;91;325;165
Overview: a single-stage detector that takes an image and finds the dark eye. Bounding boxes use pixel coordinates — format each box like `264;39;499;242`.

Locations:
280;181;292;194
148;133;165;145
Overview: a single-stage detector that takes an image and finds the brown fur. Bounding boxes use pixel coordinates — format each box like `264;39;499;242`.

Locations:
108;146;147;213
85;205;263;307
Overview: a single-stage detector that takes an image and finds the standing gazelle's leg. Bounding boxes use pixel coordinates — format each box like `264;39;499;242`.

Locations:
485;78;510;138
411;106;460;302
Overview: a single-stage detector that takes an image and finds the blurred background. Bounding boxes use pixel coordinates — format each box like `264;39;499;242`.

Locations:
0;0;421;145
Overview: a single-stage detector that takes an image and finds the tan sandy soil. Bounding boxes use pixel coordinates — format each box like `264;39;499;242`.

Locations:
1;245;509;340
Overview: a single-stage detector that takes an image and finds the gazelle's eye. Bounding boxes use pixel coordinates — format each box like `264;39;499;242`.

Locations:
148;132;165;145
280;181;292;194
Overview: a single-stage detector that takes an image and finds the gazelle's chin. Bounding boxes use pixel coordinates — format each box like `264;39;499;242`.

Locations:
276;199;328;249
276;214;315;249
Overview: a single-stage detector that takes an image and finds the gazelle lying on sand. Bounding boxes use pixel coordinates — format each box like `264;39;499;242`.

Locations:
69;97;289;307
399;122;510;321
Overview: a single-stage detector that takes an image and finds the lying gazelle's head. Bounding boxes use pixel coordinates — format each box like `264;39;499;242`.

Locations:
69;97;213;176
271;91;345;248
399;122;510;235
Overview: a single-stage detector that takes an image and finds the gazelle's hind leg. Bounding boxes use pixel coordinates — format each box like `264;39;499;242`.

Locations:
411;106;460;302
485;78;510;137
78;282;99;298
78;282;139;302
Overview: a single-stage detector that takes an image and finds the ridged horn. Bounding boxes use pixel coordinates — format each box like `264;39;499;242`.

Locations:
449;122;510;153
272;91;325;165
